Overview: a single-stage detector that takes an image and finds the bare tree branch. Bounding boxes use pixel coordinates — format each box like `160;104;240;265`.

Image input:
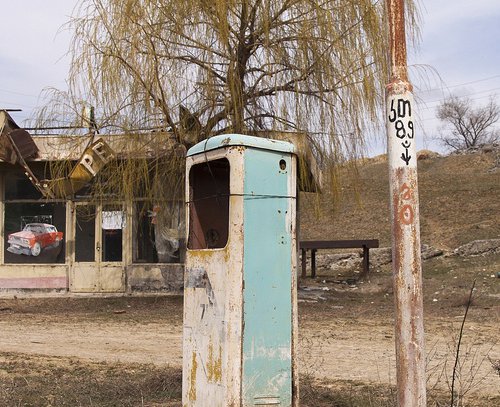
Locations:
437;95;499;151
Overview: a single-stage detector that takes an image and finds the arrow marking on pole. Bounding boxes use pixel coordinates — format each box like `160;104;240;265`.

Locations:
401;149;411;165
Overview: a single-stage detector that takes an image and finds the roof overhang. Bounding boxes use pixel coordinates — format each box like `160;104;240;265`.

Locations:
10;132;179;163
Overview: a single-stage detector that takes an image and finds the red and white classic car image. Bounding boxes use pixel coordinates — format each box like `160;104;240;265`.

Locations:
7;223;63;256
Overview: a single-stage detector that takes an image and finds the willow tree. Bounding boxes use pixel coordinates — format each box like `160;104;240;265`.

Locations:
36;0;420;200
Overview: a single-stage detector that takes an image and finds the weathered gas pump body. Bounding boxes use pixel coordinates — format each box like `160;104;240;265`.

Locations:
183;134;298;406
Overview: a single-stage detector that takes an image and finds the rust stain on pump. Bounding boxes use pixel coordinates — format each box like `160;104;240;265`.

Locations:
207;341;222;382
189;352;197;401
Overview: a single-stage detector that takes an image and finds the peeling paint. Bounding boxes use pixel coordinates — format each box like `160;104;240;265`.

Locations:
189;352;197;401
207;341;222;383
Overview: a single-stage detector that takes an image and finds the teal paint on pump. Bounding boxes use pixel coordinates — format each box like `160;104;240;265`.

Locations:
242;149;293;406
183;134;298;407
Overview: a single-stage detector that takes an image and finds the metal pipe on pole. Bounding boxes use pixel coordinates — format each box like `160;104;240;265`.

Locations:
385;1;427;406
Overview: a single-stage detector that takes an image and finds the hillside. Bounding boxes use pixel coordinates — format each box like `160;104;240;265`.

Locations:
299;147;500;250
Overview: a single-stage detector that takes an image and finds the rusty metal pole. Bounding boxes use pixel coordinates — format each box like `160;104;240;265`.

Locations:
385;1;427;406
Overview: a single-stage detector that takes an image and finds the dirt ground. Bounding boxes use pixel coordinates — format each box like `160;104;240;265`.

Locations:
0;254;499;406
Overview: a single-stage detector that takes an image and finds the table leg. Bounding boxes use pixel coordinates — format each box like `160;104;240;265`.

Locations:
301;249;307;278
361;246;369;277
311;249;317;278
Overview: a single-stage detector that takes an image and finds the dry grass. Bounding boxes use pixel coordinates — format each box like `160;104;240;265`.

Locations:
3;353;495;407
0;352;452;407
0;353;182;407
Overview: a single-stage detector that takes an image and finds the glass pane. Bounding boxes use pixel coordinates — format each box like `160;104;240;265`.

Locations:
5;203;66;264
134;202;156;263
133;201;185;263
75;205;95;262
4;167;44;200
101;206;124;262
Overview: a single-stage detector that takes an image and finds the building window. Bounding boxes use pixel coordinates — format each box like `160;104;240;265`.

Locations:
133;201;185;263
4;202;66;264
101;206;124;262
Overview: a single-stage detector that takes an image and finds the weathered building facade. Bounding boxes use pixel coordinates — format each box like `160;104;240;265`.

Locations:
0;111;184;294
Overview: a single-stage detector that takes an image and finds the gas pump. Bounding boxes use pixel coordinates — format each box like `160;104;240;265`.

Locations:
183;134;299;406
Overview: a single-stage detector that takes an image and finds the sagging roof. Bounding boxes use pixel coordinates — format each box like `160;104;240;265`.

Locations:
0;110;321;193
9;132;178;162
0;111;38;164
0;111;179;198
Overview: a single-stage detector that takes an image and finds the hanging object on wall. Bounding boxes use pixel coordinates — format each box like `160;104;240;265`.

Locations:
44;138;115;199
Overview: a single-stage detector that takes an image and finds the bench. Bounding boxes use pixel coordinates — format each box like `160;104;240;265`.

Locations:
299;239;380;278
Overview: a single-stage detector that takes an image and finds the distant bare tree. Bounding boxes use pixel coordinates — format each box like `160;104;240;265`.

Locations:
436;95;499;151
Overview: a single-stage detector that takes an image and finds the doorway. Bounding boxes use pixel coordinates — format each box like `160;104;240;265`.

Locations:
70;203;125;292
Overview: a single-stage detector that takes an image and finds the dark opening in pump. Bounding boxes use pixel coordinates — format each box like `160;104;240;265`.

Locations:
188;158;230;250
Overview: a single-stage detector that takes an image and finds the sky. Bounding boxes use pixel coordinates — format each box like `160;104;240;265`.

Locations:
1;0;499;155
405;0;500;154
